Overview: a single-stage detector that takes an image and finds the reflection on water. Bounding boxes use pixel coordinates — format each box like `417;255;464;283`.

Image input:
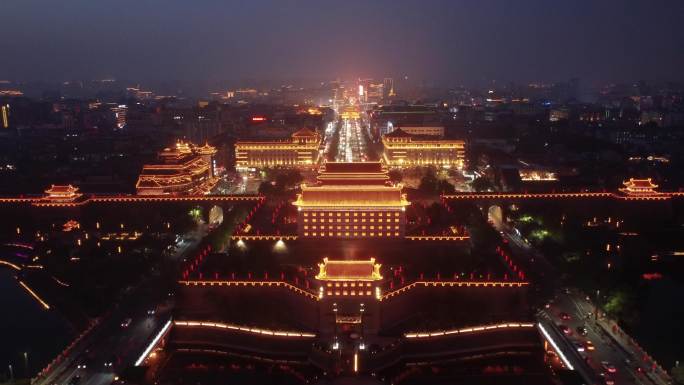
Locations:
0;268;74;379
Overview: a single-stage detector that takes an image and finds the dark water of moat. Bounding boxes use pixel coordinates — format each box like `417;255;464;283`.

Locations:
0;268;74;379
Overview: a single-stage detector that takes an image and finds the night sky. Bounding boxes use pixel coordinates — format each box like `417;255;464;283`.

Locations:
1;0;683;84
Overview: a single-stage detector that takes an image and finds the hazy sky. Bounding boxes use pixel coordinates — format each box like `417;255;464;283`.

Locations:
1;0;683;85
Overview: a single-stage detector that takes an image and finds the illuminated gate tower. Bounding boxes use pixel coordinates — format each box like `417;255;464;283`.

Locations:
293;162;410;239
316;258;383;336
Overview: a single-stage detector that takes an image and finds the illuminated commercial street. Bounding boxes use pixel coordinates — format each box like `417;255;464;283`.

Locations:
335;104;369;162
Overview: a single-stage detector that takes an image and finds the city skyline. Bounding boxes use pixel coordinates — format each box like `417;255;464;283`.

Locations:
1;0;684;84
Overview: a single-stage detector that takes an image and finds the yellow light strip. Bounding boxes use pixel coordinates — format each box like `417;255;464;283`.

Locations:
0;260;21;270
174;321;316;338
19;281;50;310
405;322;535;338
178;280;318;300
381;281;528;300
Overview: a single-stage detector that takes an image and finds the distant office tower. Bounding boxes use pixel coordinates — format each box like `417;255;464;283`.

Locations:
383;78;394;99
111;104;127;129
1;104;9;129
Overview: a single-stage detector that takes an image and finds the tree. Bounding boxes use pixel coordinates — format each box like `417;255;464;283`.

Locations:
419;168;439;193
388;170;403;184
472;176;494;192
671;365;684;385
437;179;456;194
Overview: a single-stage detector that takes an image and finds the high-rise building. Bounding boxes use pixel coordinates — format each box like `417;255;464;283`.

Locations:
383;78;394;99
111;104;127;129
1;104;9;129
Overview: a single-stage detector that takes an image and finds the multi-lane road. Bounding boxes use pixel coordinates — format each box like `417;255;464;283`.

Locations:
498;224;669;385
34;228;205;385
335;110;369;163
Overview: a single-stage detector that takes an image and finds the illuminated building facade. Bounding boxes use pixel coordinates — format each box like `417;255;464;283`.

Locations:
617;178;669;199
382;128;465;169
316;258;382;335
41;184;83;203
136;141;218;195
234;127;321;170
111;104;127;129
293;162;410;238
395;125;444;137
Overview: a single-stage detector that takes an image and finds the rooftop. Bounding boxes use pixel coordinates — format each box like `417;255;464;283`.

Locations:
315;258;382;281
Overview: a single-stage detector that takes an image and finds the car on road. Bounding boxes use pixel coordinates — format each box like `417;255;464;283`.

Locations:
147;308;156;315
573;341;585;352
585;340;595;351
68;375;82;385
576;326;588;335
559;312;571;320
558;324;571;335
120;317;132;328
601;361;617;373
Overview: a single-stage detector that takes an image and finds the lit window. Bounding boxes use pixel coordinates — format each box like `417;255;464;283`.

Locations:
345;219;349;223
312;212;317;217
304;226;308;230
362;232;366;236
313;232;317;236
370;219;375;223
329;232;333;236
327;291;332;295
337;213;341;217
361;213;366;217
395;226;399;230
345;212;349;217
366;291;372;295
370;213;375;217
353;212;358;217
335;283;340;287
304;232;309;236
395;219;399;223
353;226;358;230
337;232;341;236
303;213;309;217
395;232;399;236
362;219;366;223
304;219;308;223
345;232;349;236
312;226;317;230
395;213;399;217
